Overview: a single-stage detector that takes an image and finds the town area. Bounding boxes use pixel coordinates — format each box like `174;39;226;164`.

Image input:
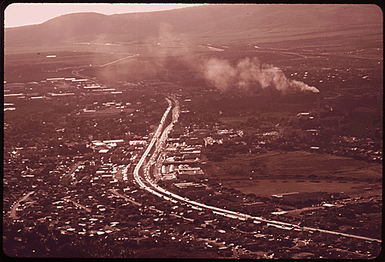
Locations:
3;65;382;258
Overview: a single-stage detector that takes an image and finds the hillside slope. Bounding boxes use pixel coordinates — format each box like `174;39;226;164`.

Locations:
5;4;382;49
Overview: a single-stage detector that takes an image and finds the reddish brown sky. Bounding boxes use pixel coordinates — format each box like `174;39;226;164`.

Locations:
5;3;202;28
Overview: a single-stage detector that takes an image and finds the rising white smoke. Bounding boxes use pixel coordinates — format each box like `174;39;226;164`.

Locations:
146;24;319;94
202;58;237;90
146;23;196;69
202;57;319;94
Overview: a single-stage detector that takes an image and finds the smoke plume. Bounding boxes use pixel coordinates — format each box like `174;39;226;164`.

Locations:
202;57;319;94
146;24;319;94
146;23;196;69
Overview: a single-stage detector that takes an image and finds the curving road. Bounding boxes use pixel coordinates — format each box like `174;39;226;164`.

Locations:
9;191;35;219
131;95;381;244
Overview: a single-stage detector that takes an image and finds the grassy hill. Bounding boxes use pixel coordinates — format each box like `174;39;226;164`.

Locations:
5;4;382;51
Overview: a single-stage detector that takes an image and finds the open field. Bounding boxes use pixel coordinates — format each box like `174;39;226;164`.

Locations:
204;150;382;197
82;107;136;116
230;179;381;198
218;110;296;124
4;51;135;83
261;151;382;179
213;151;382;179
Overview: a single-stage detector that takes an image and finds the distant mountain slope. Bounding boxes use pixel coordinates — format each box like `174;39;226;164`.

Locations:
5;4;383;48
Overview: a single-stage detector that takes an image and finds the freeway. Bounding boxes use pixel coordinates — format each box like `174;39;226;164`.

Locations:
131;95;382;244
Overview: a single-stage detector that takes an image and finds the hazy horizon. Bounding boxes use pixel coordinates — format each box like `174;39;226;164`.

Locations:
4;3;202;28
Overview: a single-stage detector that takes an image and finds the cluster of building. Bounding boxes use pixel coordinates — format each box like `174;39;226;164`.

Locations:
4;154;381;259
3;71;382;258
160;142;204;182
330;136;383;163
3;77;124;102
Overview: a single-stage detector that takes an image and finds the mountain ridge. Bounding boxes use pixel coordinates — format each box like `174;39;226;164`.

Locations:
5;4;383;49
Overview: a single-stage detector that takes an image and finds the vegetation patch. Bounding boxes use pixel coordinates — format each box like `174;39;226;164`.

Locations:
203;150;382;196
